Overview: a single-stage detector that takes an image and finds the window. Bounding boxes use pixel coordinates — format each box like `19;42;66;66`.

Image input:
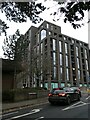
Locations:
63;36;67;40
41;68;42;74
85;49;87;59
41;43;43;53
53;52;56;65
37;33;39;43
51;25;53;30
87;71;89;80
59;34;62;38
37;59;39;67
41;74;43;80
65;43;68;54
76;46;79;56
59;41;62;52
80;42;82;46
54;33;57;37
66;55;68;67
37;45;39;54
41;29;46;40
49;31;51;35
77;58;80;69
59;54;62;66
78;70;80;80
72;39;74;43
66;68;69;81
60;67;62;81
86;60;89;70
41;56;42;67
53;39;56;51
47;23;49;28
34;47;36;56
28;43;31;51
29;30;31;37
54;67;56;79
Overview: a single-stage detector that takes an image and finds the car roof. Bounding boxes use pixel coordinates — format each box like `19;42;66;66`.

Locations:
52;87;64;90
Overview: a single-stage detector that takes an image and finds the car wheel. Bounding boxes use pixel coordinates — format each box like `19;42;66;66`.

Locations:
66;97;71;105
77;94;80;101
50;101;55;105
80;92;82;97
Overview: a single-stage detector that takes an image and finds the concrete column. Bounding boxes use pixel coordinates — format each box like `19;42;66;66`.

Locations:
57;39;61;87
74;45;79;87
63;41;67;86
47;36;51;90
68;44;73;86
79;46;84;86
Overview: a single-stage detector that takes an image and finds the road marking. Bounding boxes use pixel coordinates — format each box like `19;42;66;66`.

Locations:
68;101;84;107
2;111;19;117
35;116;44;120
63;101;84;110
7;108;42;120
62;101;87;111
86;95;90;100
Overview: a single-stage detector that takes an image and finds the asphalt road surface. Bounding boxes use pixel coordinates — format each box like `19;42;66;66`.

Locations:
2;94;90;119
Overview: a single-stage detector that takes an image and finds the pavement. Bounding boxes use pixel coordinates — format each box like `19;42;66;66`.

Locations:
2;97;48;114
1;90;90;114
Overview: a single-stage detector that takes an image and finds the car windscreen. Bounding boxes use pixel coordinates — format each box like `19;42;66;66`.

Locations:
53;90;65;94
63;87;73;92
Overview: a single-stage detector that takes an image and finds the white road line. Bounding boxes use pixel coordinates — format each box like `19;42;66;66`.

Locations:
35;116;44;120
62;101;81;111
68;101;84;108
62;101;87;111
62;103;86;111
7;108;42;120
2;111;19;117
86;95;90;100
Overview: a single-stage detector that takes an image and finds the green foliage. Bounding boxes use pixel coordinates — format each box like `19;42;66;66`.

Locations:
2;29;21;60
2;87;48;102
51;1;90;29
0;1;90;35
2;90;15;102
0;2;46;24
0;19;9;36
0;2;46;35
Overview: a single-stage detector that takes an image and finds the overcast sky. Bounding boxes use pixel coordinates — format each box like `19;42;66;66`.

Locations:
0;0;89;58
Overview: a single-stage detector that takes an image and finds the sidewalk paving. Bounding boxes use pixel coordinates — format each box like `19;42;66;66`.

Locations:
2;97;48;114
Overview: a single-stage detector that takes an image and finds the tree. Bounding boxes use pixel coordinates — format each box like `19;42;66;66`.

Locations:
0;1;46;35
0;19;9;35
2;29;21;59
50;1;90;29
0;1;90;31
0;2;46;23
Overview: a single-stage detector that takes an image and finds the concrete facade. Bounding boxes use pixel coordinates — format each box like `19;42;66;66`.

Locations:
16;21;90;90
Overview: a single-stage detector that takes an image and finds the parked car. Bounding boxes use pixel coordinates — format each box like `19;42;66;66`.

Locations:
48;88;80;105
70;86;81;97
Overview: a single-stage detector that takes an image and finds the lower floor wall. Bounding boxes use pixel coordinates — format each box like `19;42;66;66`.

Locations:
44;82;90;90
2;90;49;103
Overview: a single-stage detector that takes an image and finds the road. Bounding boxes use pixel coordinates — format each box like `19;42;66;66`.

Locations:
2;94;90;119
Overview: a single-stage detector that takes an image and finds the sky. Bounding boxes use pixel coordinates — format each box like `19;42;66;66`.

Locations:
0;0;89;58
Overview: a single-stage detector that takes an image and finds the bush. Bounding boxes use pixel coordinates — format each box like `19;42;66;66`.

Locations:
2;87;49;102
2;90;14;102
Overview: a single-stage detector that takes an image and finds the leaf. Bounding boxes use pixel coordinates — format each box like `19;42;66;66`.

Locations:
53;12;56;15
64;18;67;23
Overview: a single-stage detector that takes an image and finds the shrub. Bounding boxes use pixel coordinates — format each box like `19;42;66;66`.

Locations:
2;90;14;102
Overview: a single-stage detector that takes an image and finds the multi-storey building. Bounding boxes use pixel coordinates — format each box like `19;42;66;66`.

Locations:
16;21;90;90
